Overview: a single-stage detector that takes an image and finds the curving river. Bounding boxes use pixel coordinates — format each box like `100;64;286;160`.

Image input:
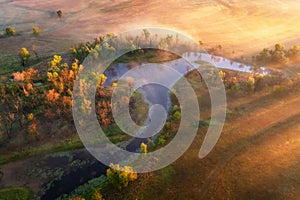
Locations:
41;52;279;199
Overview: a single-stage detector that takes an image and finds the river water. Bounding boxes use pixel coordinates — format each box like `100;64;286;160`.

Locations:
41;52;277;199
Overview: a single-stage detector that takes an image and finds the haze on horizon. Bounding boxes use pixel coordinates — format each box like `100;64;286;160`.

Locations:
1;0;300;55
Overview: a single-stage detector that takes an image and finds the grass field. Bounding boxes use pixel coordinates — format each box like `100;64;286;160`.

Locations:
2;0;300;57
0;186;34;200
110;78;300;200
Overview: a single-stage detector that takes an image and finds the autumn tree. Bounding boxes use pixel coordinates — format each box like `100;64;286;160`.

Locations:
92;72;107;88
271;43;287;63
31;45;39;59
0;86;18;139
6;27;15;36
253;43;300;64
19;48;30;68
91;190;103;200
143;29;150;43
46;55;83;118
219;70;226;82
286;45;300;59
32;26;40;36
140;142;147;153
57;10;63;18
69;197;85;200
247;74;255;92
0;83;27;139
106;164;138;190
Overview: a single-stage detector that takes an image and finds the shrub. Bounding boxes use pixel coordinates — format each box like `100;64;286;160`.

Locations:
172;105;180;113
160;166;176;183
231;84;239;92
272;85;285;95
56;176;107;200
70;43;93;63
146;138;155;150
172;111;181;121
158;136;166;146
230;77;239;92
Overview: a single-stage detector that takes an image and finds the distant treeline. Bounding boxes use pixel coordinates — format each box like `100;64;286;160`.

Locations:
253;43;300;64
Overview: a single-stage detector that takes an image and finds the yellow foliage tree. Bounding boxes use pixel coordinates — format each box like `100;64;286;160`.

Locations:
140;142;147;154
69;197;85;200
106;163;137;190
91;190;103;200
27;113;34;122
247;74;255;92
219;70;226;81
6;27;15;36
32;26;40;36
19;48;30;67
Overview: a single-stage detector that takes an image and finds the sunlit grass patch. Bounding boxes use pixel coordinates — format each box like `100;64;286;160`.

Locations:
0;186;34;200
